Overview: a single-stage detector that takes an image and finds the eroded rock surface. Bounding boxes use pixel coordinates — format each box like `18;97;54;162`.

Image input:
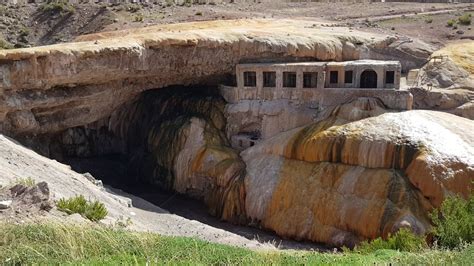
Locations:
242;104;473;247
0;19;432;135
409;41;474;119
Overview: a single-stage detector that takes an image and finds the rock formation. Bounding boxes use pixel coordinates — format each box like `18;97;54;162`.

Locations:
417;41;474;90
410;41;474;120
243;101;473;247
0;19;433;135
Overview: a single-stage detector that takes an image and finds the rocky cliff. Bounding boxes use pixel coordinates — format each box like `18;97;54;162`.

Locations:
0;19;433;135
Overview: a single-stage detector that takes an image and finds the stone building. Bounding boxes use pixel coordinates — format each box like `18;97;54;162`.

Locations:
220;60;408;150
221;60;401;103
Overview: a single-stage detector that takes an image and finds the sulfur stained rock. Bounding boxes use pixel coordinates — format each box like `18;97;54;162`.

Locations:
242;109;473;247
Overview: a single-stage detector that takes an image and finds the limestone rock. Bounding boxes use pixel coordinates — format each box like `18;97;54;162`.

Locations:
242;110;473;247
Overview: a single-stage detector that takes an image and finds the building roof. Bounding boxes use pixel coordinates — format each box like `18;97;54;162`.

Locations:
237;60;400;68
326;60;400;67
237;62;327;68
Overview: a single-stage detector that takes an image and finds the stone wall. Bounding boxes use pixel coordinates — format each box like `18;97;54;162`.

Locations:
220;86;413;110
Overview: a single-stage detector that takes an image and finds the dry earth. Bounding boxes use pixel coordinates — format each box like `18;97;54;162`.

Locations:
0;1;473;48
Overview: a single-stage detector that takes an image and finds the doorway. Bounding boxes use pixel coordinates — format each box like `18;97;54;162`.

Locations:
360;70;378;88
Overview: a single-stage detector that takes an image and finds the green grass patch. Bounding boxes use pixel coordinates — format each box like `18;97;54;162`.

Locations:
0;223;472;265
57;195;108;222
355;228;427;254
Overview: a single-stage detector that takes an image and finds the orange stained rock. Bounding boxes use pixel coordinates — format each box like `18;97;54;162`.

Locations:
243;108;473;247
261;160;430;247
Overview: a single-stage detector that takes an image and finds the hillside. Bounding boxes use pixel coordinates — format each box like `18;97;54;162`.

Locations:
0;1;472;48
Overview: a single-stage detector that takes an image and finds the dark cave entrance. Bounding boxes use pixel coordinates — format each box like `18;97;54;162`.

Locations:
360;70;378;88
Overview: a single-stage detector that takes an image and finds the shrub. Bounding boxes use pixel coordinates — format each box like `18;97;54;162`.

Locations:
430;195;474;249
447;19;456;27
424;17;433;24
19;27;30;37
84;200;108;222
134;14;144;22
57;195;107;222
355;228;427;254
39;0;75;14
458;14;472;26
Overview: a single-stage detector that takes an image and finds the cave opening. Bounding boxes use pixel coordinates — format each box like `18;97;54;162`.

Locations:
33;83;327;250
56;84;227;197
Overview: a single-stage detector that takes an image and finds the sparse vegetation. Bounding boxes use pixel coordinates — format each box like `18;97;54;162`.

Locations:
165;0;174;7
430;195;474;249
0;6;8;16
57;195;108;222
134;14;144;22
0;38;13;50
18;27;30;37
14;177;36;187
39;0;75;14
458;13;472;26
0;223;472;265
354;228;427;254
447;19;456;27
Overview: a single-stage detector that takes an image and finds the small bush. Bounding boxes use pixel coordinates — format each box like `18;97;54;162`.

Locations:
447;19;456;27
39;0;75;14
424;17;433;24
19;27;30;37
14;177;36;187
57;195;107;222
84;200;108;222
355;228;427;253
458;14;472;26
430;195;474;249
134;14;144;22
